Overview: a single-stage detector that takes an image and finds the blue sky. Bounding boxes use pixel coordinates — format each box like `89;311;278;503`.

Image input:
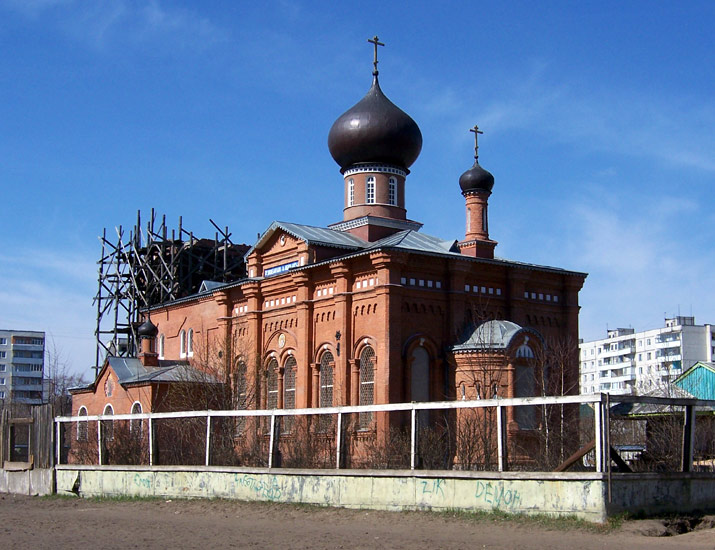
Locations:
1;1;713;378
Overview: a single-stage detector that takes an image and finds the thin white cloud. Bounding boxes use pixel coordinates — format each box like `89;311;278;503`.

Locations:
0;249;97;376
436;63;715;174
1;0;227;52
556;193;715;339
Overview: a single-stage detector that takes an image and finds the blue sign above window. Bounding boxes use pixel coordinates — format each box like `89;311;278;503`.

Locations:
264;261;299;277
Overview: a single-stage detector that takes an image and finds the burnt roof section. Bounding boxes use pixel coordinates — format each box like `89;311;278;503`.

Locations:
328;75;422;172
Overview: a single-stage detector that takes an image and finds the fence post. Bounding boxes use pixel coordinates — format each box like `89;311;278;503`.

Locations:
497;405;508;472
148;417;153;466
55;420;61;466
268;413;276;468
97;418;102;466
410;406;417;470
336;412;342;469
594;398;603;473
682;405;696;472
205;413;211;467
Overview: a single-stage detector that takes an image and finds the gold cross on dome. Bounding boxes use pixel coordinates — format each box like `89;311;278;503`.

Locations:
368;35;385;75
470;124;484;160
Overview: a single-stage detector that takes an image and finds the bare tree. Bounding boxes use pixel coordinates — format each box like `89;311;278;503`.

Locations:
45;338;86;416
530;335;581;469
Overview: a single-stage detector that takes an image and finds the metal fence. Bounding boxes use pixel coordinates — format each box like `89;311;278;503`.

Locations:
55;394;715;473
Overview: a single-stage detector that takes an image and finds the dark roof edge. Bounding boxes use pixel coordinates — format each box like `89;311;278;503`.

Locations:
147;246;587;311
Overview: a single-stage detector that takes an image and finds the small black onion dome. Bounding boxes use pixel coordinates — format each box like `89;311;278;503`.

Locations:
137;319;158;338
459;161;495;193
328;76;422;172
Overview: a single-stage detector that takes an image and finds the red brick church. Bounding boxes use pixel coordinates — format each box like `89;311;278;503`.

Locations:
72;41;587;441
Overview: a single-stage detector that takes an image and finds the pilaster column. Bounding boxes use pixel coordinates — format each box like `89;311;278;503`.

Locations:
350;359;360;406
277;369;284;409
311;362;320;408
292;271;312;408
331;262;352;405
214;290;233;374
243;281;262;408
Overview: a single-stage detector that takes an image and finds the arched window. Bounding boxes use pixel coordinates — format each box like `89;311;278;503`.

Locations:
366;176;375;204
283;356;296;410
514;364;537;429
283;355;296;432
187;328;194;357
158;334;165;359
77;406;88;441
102;404;114;442
130;402;143;434
358;346;375;428
235;360;247;434
388;177;397;206
516;344;534;358
266;358;278;409
320;352;334;408
348;178;354;207
319;351;334;431
180;330;186;357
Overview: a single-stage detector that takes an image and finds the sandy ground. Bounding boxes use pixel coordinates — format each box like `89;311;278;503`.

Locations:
0;494;713;550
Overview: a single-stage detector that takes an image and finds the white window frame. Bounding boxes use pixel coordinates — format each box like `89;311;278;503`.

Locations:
366;176;375;204
348;178;354;207
180;330;186;358
102;404;114;442
388;177;397;206
158;334;165;359
77;406;88;441
130;401;143;434
187;328;194;357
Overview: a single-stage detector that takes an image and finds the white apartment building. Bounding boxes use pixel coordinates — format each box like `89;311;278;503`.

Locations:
580;317;715;395
0;329;46;405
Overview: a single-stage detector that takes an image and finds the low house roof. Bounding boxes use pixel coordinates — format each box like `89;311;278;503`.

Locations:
69;357;220;394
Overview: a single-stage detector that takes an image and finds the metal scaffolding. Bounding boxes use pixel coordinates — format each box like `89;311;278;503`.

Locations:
93;209;248;374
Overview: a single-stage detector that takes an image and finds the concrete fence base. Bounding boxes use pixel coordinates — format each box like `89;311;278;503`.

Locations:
51;466;714;522
0;468;54;496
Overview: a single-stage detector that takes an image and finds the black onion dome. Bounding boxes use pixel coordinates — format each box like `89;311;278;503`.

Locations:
137;319;158;338
459;161;494;193
328;76;422;172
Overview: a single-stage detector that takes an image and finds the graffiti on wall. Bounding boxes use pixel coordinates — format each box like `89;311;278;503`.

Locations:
235;473;283;501
474;481;522;509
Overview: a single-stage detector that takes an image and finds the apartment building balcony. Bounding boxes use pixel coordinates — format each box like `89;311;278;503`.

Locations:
598;382;630;395
657;352;682;362
10;390;44;403
10;343;44;352
601;346;634;357
11;356;44;365
11;382;44;392
11;368;43;377
608;373;636;384
599;358;633;371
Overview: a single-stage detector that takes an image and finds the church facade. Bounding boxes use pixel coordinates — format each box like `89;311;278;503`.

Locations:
72;45;587;441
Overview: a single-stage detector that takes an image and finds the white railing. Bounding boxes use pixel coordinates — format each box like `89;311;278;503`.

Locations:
55;394;715;474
